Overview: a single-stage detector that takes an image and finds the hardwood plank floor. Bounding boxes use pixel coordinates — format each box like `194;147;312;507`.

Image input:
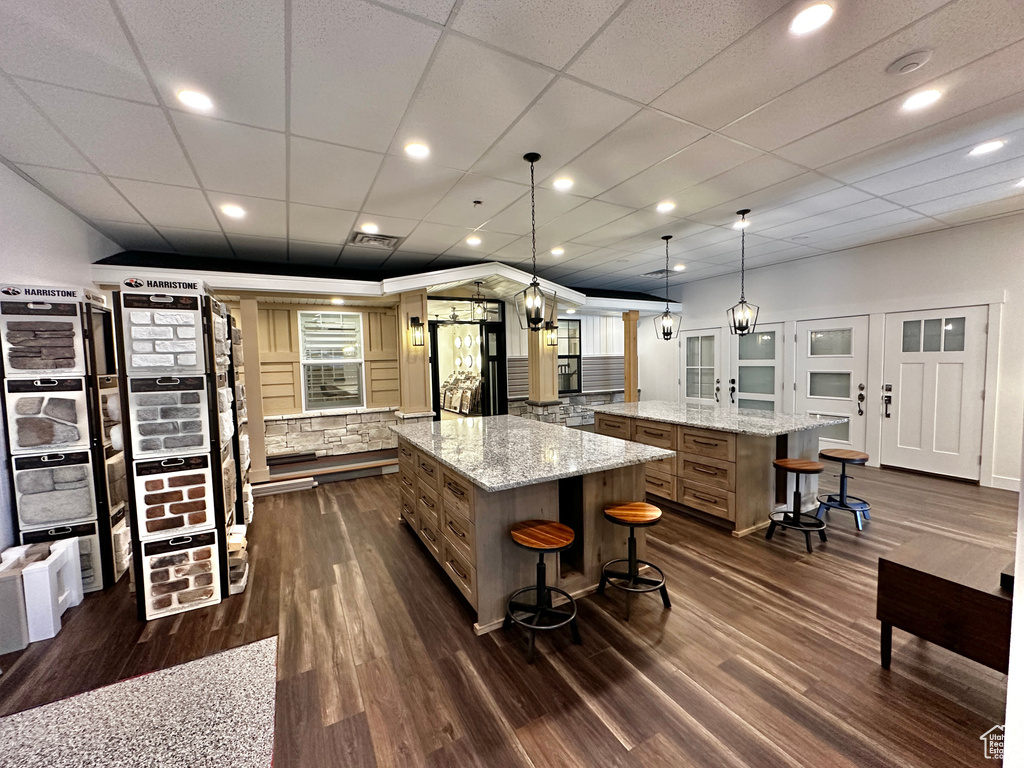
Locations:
0;464;1014;767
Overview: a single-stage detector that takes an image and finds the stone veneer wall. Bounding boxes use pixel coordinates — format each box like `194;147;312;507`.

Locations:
509;390;625;427
264;408;432;458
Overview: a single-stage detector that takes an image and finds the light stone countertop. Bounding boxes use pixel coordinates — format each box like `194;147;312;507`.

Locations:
390;415;673;493
589;401;849;437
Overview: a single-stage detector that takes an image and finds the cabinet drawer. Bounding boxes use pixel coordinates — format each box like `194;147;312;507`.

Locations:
679;480;735;521
645;469;676;501
442;506;476;566
634;419;676;450
417;453;441;490
595;413;632;441
398;466;417;497
681;455;735;491
398;440;416;468
680;427;736;462
417;515;442;562
400;495;418;528
418;484;440;528
442;541;477;608
647;451;677;477
442;469;475;522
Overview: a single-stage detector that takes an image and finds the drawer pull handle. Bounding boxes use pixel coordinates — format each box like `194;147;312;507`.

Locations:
401;476;413;486
446;520;466;538
448;558;469;580
445;482;465;497
693;466;717;475
421;496;434;508
692;492;718;504
168;536;194;546
421;527;436;543
648;478;665;487
642;429;664;437
32;379;59;387
420;464;434;475
692;439;719;447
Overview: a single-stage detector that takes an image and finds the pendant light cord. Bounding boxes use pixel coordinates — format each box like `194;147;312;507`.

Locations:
530;159;537;278
740;225;746;301
664;239;670;310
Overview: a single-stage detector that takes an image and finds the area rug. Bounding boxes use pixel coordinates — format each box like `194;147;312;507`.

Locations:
0;637;276;768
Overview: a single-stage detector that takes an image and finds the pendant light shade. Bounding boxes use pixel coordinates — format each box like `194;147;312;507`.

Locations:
470;281;488;320
727;209;759;336
515;152;556;331
654;235;682;341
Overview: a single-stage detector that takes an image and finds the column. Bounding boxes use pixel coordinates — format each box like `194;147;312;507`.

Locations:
397;289;432;418
239;296;268;483
527;326;559;408
623;310;639;402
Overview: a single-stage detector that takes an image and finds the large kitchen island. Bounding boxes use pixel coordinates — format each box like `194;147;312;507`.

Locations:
391;415;673;634
591;402;849;537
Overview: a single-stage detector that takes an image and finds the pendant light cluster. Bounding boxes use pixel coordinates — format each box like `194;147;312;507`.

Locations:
655;235;682;340
727;208;759;336
514;152;558;336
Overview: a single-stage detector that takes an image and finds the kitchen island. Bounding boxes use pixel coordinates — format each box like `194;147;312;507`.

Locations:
591;402;849;537
391;415;673;634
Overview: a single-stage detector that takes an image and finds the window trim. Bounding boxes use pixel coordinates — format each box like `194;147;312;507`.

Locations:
298;310;367;412
557;318;582;395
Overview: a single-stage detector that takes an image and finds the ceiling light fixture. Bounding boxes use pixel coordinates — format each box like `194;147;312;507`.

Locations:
969;140;1005;156
176;89;213;111
655;235;682;341
1016;179;1024;188
733;215;750;230
551;247;564;256
727;209;758;336
404;142;430;159
514;152;557;333
656;201;676;213
361;222;379;234
466;235;481;246
553;177;574;191
901;89;942;111
219;204;245;219
566;308;576;314
790;3;834;35
470;281;492;321
330;298;345;305
673;264;685;272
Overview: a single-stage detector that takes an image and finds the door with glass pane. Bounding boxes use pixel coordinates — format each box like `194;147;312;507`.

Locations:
682;329;721;405
795;317;868;451
729;324;783;412
881;306;987;479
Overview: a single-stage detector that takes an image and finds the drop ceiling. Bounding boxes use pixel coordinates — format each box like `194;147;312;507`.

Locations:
2;0;1023;293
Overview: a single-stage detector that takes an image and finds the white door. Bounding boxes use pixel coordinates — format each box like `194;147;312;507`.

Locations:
881;306;987;480
795;316;869;452
682;329;722;405
730;324;784;412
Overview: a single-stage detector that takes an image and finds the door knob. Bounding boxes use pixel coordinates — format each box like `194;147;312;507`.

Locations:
857;392;865;416
883;394;892;418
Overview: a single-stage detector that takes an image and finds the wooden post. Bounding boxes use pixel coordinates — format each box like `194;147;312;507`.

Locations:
239;296;269;483
527;326;559;405
398;289;432;414
623;310;639;402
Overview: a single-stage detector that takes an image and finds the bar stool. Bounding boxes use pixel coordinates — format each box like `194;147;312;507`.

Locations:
815;449;872;530
766;459;827;553
503;520;581;663
598;502;671;621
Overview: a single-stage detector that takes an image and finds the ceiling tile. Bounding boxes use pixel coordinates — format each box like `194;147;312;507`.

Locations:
227;234;288;262
19;166;144;223
207;192;286;238
92;220;172;252
353;213;419;239
398;221;474;254
158;226;234;257
391;34;553;170
288;240;344;265
109;178;218;230
289;137;382;210
534;199;633;248
172;113;285;199
362;156;463;220
291;0;441;151
339;245;393;269
794;208;926;246
887;157;1024;207
381;251;441;270
21;80;195;186
424;174;526;228
741;186;875;231
444;230;519;258
0;77;90;171
289;204;357;244
757;198;901;239
373;0;456;24
930;195;1024;225
667;154;807;218
567;0;788;102
686;172;843;227
808;218;946;251
604;219;713;253
572;210;668;247
910;180;1024;219
117;0;285;130
482;188;586;235
0;0;153;101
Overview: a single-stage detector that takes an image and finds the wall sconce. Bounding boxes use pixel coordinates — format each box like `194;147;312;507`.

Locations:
409;316;425;347
544;321;558;347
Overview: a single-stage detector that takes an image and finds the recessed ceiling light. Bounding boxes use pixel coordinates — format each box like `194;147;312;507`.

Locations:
790;3;834;35
566;308;576;314
176;89;213;111
219;203;245;219
1016;179;1024;188
656;201;676;213
673;264;685;272
901;89;942;111
553;178;574;191
551;247;565;256
969;140;1005;156
330;298;345;305
361;222;379;234
466;235;481;246
404;142;429;159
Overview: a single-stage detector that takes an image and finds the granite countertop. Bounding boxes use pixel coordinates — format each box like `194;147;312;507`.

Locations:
589;401;849;437
390;415;673;492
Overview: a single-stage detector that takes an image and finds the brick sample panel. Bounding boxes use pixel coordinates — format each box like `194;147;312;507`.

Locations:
140;531;221;618
127;376;210;458
120;294;205;374
13;451;96;530
1;299;86;377
133;454;214;541
4;378;90;454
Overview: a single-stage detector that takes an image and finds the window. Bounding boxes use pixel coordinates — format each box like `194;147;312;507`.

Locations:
558;319;581;394
902;317;966;352
685;334;715;399
299;311;364;410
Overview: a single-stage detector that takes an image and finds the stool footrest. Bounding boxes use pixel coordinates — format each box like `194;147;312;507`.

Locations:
506;586;578;632
600;558;667;594
768;510;826;531
816;493;870;512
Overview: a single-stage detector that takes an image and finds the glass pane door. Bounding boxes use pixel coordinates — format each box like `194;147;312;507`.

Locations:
730;324;783;412
683;329;720;404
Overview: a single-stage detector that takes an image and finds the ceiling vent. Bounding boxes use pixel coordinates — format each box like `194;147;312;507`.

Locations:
350;231;402;249
639;268;673;279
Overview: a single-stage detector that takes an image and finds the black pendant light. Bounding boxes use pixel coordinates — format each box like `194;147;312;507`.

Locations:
727;209;759;336
654;235;682;340
514;152;556;331
470;281;488;320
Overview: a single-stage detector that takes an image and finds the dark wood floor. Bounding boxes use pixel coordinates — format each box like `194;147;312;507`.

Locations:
0;464;1015;767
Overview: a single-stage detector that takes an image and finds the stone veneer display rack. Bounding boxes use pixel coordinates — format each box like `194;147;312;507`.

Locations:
113;283;232;620
0;285;128;592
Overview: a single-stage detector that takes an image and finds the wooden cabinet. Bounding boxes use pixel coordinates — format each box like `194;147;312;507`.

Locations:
594;413;631;441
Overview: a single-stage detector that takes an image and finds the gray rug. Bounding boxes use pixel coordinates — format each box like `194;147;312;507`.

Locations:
0;637;276;768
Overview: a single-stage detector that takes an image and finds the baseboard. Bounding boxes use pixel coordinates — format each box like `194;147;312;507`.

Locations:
990;475;1021;492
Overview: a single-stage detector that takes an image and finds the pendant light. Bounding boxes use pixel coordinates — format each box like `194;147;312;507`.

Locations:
654;235;682;340
727;209;759;336
514;152;556;331
470;281;488;320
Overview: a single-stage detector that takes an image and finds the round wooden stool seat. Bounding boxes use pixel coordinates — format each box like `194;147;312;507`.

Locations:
819;448;869;465
510;520;575;552
773;458;825;474
604;502;662;527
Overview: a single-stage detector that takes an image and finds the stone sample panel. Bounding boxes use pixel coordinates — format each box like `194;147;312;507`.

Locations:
128;376;209;458
98;379;121;445
105;452;128;512
1;300;86;376
4;378;89;454
140;530;221;618
13;451;96;530
120;293;204;374
22;521;103;593
133;454;214;541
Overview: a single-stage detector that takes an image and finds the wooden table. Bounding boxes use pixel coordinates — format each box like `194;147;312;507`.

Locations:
877;535;1013;672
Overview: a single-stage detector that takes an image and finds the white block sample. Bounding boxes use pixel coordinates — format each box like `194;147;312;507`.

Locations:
131;326;174;339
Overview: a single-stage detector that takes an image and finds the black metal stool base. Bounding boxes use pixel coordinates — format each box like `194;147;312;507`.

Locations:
816;493;871;531
766;510;827;553
503;551;581;664
598;556;671;621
